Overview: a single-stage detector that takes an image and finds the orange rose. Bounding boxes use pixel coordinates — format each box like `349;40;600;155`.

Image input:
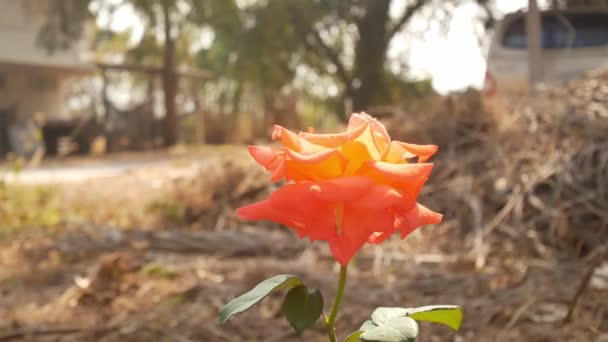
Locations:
238;113;442;265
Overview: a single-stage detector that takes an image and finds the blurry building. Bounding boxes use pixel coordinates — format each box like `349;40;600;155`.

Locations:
0;0;94;158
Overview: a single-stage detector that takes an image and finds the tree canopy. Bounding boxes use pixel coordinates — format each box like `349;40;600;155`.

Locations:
36;0;501;133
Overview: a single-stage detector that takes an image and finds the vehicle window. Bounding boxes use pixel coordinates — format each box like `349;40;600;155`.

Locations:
502;13;608;49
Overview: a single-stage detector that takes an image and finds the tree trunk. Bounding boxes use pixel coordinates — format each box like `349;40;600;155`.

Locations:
162;0;178;147
231;81;243;117
351;0;391;113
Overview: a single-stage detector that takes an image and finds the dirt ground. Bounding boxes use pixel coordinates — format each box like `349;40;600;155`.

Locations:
0;146;606;342
2;72;608;341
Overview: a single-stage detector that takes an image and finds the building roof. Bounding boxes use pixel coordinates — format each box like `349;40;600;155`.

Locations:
0;0;94;73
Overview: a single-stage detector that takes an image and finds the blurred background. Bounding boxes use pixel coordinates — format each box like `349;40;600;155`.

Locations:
0;0;607;341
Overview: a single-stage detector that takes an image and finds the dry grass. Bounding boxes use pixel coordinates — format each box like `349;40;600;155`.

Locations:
1;73;608;341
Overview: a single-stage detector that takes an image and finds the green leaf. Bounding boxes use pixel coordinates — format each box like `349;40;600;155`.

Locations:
360;317;419;342
344;319;378;342
219;274;302;324
281;285;324;333
371;308;409;325
406;306;463;331
344;331;364;342
360;320;376;331
370;306;462;331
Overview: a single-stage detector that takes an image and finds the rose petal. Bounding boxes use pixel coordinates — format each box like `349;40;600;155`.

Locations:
240;113;443;266
273;125;327;153
384;141;438;163
272;125;301;151
299;120;368;148
357;161;433;201
329;203;395;265
248;145;286;181
340;140;373;175
399;143;438;162
368;203;442;244
248;145;280;167
396;203;443;238
284;148;347;181
349;185;411;211
348;112;391;155
308;176;374;203
238;183;336;240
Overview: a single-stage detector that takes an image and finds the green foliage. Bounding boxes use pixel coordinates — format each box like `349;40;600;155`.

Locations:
383;75;436;105
371;306;462;331
220;274;302;324
163;294;186;307
360;317;418;342
344;331;365;342
0;183;62;237
192;0;479;115
33;0;92;52
147;200;186;225
371;308;411;325
360;320;377;331
221;275;327;334
405;306;463;331
7;155;25;174
346;306;463;342
282;285;324;333
142;263;180;280
36;0;497;121
195;0;302;115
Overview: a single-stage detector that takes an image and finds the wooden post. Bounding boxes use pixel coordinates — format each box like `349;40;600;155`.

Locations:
162;0;178;147
100;66;110;124
527;0;543;92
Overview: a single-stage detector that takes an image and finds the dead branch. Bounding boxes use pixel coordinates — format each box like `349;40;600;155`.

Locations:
563;244;608;325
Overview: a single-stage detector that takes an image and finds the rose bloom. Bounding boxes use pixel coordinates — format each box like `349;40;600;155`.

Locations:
238;113;442;265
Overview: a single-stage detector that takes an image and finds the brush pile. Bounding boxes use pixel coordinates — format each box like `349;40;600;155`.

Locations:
386;71;608;265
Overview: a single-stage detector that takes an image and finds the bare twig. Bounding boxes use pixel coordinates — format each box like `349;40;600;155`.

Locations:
0;325;117;341
563;244;608;325
497;298;536;341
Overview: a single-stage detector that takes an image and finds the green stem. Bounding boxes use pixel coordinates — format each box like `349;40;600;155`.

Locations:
324;264;348;342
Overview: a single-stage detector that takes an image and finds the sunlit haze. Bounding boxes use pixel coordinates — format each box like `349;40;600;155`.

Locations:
99;0;531;94
394;0;529;93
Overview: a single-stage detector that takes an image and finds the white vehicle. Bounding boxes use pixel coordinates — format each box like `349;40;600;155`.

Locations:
484;8;608;97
